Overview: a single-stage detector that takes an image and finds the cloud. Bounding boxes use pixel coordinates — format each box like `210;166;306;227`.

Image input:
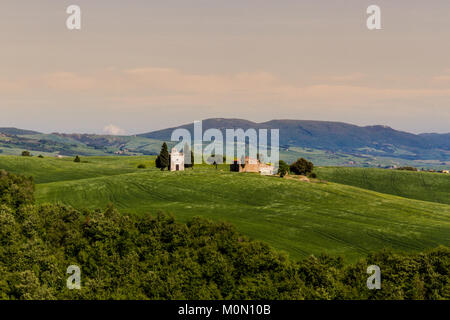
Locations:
431;68;450;83
433;75;450;82
42;72;97;91
316;73;366;82
123;68;278;94
2;67;450;123
0;78;28;93
103;124;126;135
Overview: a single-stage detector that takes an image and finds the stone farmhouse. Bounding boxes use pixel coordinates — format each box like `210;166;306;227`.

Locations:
230;156;275;175
170;148;184;171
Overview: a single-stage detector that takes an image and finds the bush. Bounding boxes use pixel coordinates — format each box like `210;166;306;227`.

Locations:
74;156;81;163
0;170;34;208
277;160;290;177
397;167;418;171
21;151;31;157
308;172;317;179
290;158;314;176
137;164;147;169
38;155;44;158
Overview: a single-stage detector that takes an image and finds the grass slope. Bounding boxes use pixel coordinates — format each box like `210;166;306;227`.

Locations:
1;155;449;262
0;156;150;183
315;167;450;205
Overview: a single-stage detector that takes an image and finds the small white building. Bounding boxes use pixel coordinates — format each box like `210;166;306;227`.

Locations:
170;148;184;171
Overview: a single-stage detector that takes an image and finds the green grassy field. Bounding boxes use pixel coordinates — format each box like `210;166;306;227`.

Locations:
0;155;153;183
315;167;450;205
1;155;449;262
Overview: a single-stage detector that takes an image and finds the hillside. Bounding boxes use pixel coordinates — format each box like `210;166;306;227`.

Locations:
2;170;448;300
0;127;40;135
1;155;447;262
315;167;450;206
0;131;163;157
420;133;450;149
1;121;449;167
140;118;450;161
0;155;145;183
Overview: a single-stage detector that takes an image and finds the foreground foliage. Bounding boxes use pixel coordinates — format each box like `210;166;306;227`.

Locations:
0;171;448;300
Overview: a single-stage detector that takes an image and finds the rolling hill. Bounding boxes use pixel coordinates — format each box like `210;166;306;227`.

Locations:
0;127;41;135
140;118;450;160
420;133;450;149
1;155;448;262
315;167;450;205
1;119;449;168
0;131;163;157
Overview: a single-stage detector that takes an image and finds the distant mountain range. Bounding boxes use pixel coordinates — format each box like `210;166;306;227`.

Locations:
0;127;41;136
139;118;450;160
0;118;449;165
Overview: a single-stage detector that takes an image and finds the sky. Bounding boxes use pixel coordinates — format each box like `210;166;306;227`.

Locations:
1;0;449;134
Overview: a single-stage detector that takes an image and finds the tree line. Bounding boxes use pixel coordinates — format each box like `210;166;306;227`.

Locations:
278;158;315;178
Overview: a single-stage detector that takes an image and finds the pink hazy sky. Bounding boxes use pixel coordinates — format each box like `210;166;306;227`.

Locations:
1;0;449;134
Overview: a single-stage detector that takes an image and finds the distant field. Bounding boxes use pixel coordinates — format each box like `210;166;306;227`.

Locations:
0;155;151;183
315;167;450;205
2;130;448;168
0;132;164;157
1;155;449;262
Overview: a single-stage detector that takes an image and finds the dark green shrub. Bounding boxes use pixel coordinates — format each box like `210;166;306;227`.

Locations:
397;167;418;171
290;158;314;176
308;172;317;179
278;160;290;177
0;170;34;208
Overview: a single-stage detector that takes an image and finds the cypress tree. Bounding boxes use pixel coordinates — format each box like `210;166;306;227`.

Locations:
157;143;169;171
